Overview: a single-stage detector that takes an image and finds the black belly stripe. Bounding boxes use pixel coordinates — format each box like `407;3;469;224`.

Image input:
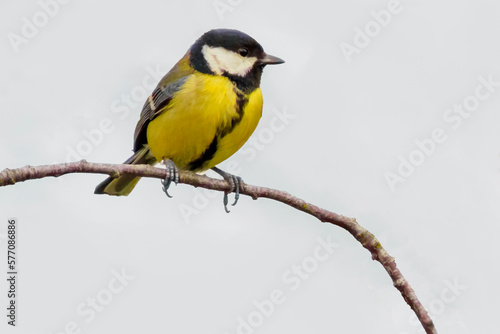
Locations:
218;89;249;137
187;88;250;171
187;135;219;171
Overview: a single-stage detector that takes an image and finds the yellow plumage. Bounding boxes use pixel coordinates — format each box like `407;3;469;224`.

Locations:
147;73;263;170
210;87;263;167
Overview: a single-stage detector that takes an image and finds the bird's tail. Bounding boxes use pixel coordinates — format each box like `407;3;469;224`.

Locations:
94;146;157;196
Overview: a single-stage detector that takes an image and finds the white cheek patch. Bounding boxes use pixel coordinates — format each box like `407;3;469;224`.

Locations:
202;45;258;77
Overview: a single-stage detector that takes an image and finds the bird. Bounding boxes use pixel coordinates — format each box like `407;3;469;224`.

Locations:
94;28;284;212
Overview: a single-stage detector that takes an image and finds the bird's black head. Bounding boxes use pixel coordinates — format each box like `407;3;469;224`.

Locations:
190;29;284;93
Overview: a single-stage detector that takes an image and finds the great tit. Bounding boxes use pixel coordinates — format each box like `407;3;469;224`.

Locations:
95;29;284;211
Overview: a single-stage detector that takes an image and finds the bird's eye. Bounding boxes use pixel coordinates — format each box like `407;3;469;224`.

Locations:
238;48;249;57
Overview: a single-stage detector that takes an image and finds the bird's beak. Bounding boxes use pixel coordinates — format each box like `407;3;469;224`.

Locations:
259;53;285;65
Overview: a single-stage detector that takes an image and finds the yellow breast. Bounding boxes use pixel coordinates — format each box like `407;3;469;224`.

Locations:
146;72;263;171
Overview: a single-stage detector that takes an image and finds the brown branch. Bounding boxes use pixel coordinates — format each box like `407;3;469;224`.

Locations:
0;160;437;334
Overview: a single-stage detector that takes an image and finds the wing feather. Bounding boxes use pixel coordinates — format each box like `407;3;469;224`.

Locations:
133;54;195;151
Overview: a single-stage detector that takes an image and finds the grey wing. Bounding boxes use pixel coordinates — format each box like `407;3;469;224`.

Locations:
133;76;189;152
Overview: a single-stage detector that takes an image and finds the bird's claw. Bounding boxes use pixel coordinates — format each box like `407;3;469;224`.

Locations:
161;160;179;198
211;167;243;213
230;174;242;206
222;175;243;213
223;192;230;213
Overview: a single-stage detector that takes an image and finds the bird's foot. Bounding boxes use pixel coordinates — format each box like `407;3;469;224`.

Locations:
211;167;243;213
161;159;180;198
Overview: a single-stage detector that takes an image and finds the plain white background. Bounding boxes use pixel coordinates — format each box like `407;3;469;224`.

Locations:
1;0;499;333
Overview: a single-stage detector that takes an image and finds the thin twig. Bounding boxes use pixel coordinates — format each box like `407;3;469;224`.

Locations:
0;160;437;334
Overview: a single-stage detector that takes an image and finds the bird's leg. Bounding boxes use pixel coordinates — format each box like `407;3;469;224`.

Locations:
161;159;180;198
211;167;243;213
